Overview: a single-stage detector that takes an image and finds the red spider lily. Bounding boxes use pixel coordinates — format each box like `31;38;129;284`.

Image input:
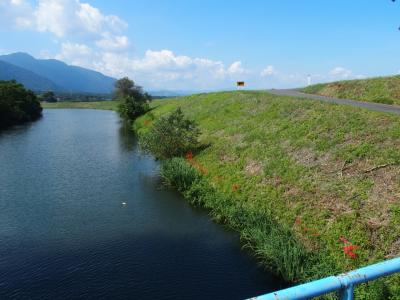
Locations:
295;217;302;226
343;245;358;253
347;252;357;259
341;238;358;259
186;152;194;161
186;156;208;175
232;184;240;192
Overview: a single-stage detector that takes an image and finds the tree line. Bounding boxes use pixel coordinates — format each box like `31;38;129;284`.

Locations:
0;80;42;130
0;76;156;130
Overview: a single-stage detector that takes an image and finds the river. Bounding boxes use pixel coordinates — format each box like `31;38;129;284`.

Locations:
0;109;283;299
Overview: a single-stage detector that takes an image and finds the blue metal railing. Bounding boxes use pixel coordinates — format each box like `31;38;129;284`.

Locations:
250;257;400;300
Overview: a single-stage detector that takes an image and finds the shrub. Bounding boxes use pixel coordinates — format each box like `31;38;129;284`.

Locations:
139;108;201;159
160;157;201;192
118;96;149;121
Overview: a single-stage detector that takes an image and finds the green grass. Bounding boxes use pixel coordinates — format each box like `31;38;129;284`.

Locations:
302;75;400;106
136;91;400;298
41;101;120;111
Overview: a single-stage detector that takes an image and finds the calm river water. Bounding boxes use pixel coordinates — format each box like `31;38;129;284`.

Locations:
0;109;283;299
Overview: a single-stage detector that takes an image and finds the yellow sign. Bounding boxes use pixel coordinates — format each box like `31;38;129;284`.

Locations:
237;81;245;87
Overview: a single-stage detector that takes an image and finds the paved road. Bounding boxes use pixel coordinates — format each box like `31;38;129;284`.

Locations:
268;89;400;115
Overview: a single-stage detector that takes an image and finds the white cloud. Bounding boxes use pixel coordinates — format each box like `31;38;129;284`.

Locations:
260;65;277;77
131;50;193;71
32;0;127;38
1;0;251;90
55;42;94;68
60;49;249;89
330;66;352;78
96;34;129;51
227;61;246;76
1;0;129;51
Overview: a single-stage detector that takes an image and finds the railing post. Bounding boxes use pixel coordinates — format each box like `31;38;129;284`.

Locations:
339;285;354;300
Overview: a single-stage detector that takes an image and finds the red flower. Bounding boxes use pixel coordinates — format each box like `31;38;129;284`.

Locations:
232;184;240;192
186;152;193;161
343;244;358;259
347;252;357;259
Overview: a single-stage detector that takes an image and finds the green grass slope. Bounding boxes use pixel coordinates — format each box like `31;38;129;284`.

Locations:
136;91;400;297
302;75;400;106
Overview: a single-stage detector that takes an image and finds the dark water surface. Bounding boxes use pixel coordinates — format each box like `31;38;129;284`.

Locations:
0;109;283;299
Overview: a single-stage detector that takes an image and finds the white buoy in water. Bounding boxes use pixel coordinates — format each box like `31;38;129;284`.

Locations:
122;202;127;206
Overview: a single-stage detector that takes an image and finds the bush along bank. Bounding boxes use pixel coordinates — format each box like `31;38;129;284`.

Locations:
159;157;393;300
135;96;400;299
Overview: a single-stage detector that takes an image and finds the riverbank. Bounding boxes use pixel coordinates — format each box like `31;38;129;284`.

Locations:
41;92;400;297
134;91;400;298
42;101;119;111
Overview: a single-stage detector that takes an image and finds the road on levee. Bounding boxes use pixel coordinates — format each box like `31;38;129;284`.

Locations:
268;89;400;115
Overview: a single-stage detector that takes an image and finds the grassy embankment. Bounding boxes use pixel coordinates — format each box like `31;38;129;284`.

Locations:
135;91;400;298
43;92;400;297
302;75;400;106
41;101;119;111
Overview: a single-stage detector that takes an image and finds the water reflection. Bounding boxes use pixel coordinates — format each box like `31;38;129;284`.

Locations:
118;120;137;152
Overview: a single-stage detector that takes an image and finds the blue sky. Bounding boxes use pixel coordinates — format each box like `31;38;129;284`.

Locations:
0;0;399;91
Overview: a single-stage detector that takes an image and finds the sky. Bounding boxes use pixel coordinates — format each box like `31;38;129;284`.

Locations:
0;0;400;91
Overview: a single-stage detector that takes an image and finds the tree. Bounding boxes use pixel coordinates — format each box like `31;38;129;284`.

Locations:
114;77;134;99
114;77;151;121
42;91;57;102
139;108;201;159
0;80;42;129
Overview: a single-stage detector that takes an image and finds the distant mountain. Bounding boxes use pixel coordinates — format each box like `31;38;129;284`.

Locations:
0;60;63;92
0;53;116;94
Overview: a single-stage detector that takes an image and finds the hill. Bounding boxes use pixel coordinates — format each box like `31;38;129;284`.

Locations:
134;91;400;298
0;53;116;94
302;75;400;106
0;60;63;92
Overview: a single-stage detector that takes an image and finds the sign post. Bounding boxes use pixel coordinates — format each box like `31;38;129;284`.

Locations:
236;81;245;90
